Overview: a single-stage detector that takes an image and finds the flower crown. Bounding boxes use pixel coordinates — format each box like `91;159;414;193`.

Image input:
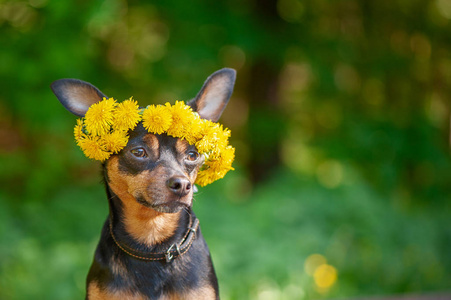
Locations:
74;98;235;187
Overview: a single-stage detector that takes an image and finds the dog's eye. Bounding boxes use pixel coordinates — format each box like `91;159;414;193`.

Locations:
186;151;199;162
131;148;147;158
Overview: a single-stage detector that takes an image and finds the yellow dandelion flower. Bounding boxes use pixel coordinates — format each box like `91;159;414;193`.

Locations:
183;114;205;145
195;145;235;186
200;167;224;185
204;159;225;179
195;169;216;187
142;104;173;134
195;135;216;154
212;124;230;150
218;145;235;172
84;97;117;136
74;118;86;143
73;97;234;186
195;122;228;155
113;98;141;131
101;130;128;153
166;101;193;139
78;135;111;161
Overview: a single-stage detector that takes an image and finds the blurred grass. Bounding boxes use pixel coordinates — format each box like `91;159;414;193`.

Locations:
198;168;451;299
1;0;451;299
1;162;449;299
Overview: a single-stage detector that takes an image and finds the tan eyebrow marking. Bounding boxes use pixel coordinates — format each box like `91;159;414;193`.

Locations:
175;139;189;155
142;134;159;159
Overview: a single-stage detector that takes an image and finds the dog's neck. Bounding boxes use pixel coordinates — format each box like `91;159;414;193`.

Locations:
106;186;183;248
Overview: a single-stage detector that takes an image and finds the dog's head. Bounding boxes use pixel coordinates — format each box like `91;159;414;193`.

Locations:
51;69;236;213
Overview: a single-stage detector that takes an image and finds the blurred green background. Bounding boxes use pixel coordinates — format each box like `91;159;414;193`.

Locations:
1;0;451;299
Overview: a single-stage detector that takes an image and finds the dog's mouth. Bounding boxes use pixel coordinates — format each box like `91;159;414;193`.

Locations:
136;195;192;214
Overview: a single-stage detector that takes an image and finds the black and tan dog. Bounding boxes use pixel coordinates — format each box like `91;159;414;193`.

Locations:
51;69;236;299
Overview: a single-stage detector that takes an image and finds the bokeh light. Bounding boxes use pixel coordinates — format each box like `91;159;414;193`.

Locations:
1;0;451;299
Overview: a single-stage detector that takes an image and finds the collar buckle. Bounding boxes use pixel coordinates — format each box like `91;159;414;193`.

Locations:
165;243;181;263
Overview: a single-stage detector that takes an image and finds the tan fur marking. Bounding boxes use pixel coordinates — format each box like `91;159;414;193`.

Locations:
161;285;216;300
87;282;103;300
175;139;188;156
87;281;146;300
123;203;180;246
110;253;128;277
106;156;181;246
143;134;159;159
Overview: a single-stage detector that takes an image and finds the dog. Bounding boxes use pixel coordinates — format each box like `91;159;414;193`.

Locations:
51;68;236;299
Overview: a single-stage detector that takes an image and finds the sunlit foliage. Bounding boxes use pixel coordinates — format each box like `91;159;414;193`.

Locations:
0;0;450;299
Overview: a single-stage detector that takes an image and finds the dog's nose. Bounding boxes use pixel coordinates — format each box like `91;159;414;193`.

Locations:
166;176;192;196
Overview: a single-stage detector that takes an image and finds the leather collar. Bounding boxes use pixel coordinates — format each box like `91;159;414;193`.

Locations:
109;212;199;262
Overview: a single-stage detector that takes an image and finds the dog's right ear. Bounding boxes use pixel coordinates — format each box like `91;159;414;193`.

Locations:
51;79;107;117
188;68;236;122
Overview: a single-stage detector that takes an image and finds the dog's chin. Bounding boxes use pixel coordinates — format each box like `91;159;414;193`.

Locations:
136;196;191;214
151;204;186;213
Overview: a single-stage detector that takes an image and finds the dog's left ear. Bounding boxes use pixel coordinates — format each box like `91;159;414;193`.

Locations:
188;68;236;122
50;79;107;117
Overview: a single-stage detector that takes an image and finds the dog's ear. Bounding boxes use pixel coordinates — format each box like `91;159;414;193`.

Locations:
188;68;236;122
51;79;107;117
